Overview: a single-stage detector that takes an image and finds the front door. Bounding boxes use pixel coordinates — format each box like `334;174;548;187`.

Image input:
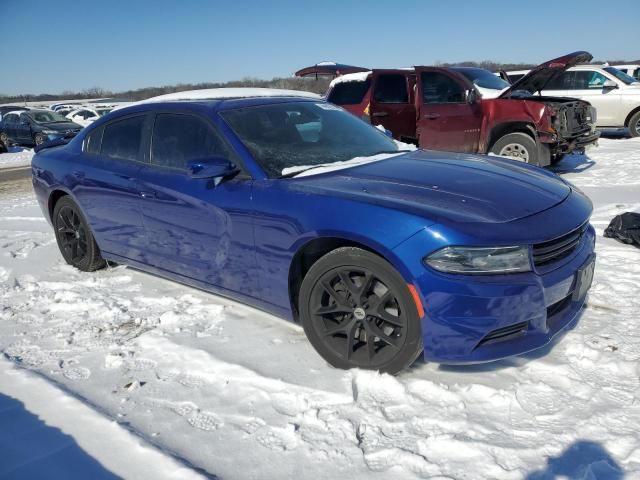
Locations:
17;113;34;144
369;71;416;141
414;68;483;152
136;112;258;295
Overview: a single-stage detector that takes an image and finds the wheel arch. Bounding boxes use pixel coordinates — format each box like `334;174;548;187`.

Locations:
287;234;412;323
624;106;640;128
487;121;537;151
48;188;71;222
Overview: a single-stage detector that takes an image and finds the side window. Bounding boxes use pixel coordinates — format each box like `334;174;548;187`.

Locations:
421;72;465;104
571;71;608;89
633;68;640;81
545;71;572;90
100;116;145;161
19;113;31;124
4;114;16;124
84;127;104;155
373;74;408;103
327;79;371;105
151;114;231;170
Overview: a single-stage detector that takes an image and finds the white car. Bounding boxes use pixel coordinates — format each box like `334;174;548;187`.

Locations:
613;65;640;81
65;107;112;127
503;65;640;136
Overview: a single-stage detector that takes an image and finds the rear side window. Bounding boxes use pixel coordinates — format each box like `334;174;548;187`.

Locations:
84;127;103;155
373;74;408;103
151;114;231;170
421;72;465;104
327;79;371;105
544;72;572;90
100;115;145;161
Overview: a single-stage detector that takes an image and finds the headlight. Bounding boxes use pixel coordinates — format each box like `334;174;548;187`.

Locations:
41;130;58;135
424;246;531;274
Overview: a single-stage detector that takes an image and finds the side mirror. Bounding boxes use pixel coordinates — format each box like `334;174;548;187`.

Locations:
465;88;478;104
187;157;239;181
602;79;618;89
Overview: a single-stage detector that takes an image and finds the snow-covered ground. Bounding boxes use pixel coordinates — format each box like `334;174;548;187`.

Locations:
0;137;639;479
0;148;33;169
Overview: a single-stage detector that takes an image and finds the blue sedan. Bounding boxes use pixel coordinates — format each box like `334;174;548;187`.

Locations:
31;89;596;374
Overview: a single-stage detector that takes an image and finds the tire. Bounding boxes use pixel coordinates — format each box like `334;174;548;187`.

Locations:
34;133;45;145
628;111;640;138
490;132;539;165
0;132;8;145
53;196;106;272
298;247;423;374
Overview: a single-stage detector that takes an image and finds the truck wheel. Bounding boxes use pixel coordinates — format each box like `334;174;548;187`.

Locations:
628;111;640;138
490;132;538;165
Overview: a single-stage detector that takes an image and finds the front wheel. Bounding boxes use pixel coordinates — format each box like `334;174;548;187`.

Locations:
34;133;45;145
628;111;640;138
299;247;423;374
490;132;539;165
53;196;106;272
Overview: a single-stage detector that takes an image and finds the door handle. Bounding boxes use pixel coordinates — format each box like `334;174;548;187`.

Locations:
371;111;389;117
423;113;441;120
140;191;157;199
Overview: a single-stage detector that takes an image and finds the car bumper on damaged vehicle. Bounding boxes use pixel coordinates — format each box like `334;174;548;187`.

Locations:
394;221;596;365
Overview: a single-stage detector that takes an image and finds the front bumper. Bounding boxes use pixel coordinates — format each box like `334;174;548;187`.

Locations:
397;225;596;364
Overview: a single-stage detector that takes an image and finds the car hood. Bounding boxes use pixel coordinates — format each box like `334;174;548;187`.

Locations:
290;150;571;224
500;51;593;98
41;122;82;131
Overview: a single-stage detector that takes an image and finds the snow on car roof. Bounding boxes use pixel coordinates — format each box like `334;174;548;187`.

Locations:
329;71;372;88
136;88;320;104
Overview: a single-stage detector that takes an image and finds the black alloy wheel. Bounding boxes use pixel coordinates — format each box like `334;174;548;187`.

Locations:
53;196;105;271
299;247;423;374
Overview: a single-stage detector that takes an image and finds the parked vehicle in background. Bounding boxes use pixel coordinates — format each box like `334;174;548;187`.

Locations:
613;65;640;81
537;65;640;137
497;70;529;84
32;88;596;373
0;105;29;122
315;52;599;166
0;110;82;146
66;107;113;127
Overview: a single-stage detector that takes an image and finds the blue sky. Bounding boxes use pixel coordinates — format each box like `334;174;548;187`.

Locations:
2;0;638;96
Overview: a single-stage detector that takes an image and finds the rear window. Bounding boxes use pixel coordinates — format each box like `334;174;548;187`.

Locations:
327;78;371;105
100;115;145;161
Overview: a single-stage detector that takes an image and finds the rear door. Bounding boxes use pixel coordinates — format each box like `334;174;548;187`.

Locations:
73;115;148;261
369;70;416;141
136;112;257;294
2;114;18;141
414;67;482;152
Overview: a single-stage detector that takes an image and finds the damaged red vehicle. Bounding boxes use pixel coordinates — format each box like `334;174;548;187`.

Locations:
299;52;600;166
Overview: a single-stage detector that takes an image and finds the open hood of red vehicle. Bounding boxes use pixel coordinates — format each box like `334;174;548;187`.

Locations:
295;62;370;78
499;51;593;98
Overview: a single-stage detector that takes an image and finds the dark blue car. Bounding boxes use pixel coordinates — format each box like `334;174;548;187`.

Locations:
31;89;596;374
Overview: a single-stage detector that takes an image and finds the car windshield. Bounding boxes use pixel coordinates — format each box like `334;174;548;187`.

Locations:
221;101;401;178
604;67;639;85
454;68;510;90
27;110;70;123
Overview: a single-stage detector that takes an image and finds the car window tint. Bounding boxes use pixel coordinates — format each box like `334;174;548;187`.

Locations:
373;74;408;103
84;127;104;155
151;114;230;170
421;72;465;104
570;71;608;89
327;79;371;105
545;71;572;90
100;115;145;161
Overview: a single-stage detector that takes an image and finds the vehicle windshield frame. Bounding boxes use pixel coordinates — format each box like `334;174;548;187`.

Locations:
603;67;639;85
453;68;510;91
220;100;401;179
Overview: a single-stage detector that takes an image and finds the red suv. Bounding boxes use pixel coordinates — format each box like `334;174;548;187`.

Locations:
302;52;600;166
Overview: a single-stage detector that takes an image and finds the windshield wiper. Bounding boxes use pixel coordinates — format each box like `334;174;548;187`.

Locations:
279;150;412;179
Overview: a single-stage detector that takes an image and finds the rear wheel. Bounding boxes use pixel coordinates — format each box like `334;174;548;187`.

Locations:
490;132;539;165
53;196;105;272
0;132;8;145
299;247;423;374
628;111;640;138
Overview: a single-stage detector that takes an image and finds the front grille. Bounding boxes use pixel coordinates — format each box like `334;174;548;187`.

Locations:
477;321;528;347
533;223;588;267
